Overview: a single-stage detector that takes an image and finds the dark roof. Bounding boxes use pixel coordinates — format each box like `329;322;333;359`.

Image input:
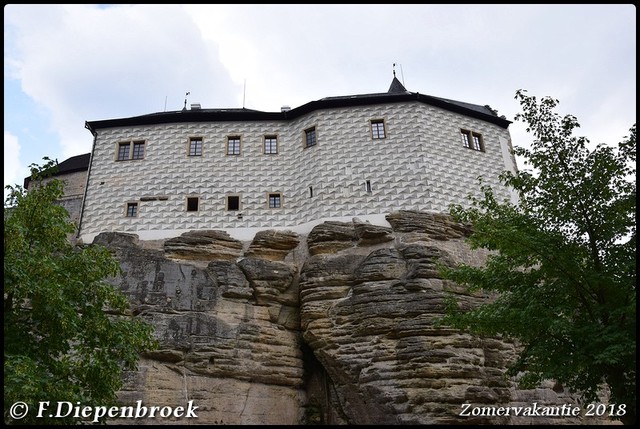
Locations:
85;78;511;133
24;152;91;188
388;76;408;94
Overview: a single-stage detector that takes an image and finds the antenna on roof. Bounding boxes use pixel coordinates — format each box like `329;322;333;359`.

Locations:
183;92;190;111
395;62;405;86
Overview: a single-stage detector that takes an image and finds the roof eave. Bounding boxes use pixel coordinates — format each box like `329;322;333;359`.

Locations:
86;93;511;130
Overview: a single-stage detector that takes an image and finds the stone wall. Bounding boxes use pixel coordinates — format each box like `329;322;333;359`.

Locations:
80;101;514;243
97;211;612;425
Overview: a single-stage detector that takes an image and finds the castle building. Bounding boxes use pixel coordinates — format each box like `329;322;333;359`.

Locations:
78;77;517;243
24;152;91;230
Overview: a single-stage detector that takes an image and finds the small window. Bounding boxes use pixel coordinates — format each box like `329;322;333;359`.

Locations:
309;186;313;198
118;143;131;161
227;136;241;155
365;180;372;193
304;127;317;148
189;137;203;156
264;135;278;154
227;195;240;211
132;141;145;159
125;202;138;217
461;129;484;152
268;193;282;209
117;140;145;161
186;197;199;212
371;119;386;139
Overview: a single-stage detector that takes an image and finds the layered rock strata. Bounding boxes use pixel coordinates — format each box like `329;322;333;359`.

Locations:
95;211;609;425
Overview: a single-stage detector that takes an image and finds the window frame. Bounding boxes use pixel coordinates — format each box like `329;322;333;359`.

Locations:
188;137;203;156
267;192;283;209
116;140;146;161
370;119;386;139
186;196;200;212
125;201;138;217
460;129;485;152
264;135;278;154
304;126;317;148
226;135;241;155
226;194;241;211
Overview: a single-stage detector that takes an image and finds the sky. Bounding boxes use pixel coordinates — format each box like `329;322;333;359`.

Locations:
3;4;636;201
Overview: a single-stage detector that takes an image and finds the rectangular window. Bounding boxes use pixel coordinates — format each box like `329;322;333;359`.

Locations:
227;136;241;155
461;130;484;152
132;141;145;159
227;195;240;211
186;197;199;212
268;193;282;208
189;137;203;156
117;140;145;161
365;180;372;193
371;120;386;139
264;135;278;154
304;127;316;148
126;202;138;217
309;186;313;198
117;143;130;161
471;133;483;151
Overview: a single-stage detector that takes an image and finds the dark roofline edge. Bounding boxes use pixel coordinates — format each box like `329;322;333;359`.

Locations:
85;92;512;133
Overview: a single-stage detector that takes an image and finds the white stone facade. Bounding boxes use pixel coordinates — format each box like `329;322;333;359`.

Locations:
79;99;516;243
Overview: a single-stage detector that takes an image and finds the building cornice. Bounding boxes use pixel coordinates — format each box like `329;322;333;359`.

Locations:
85;92;511;134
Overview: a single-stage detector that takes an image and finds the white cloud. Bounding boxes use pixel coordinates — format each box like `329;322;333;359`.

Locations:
4;131;28;200
4;4;635;176
5;4;239;158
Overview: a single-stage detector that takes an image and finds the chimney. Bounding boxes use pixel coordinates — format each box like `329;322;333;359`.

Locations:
281;105;291;112
190;103;201;110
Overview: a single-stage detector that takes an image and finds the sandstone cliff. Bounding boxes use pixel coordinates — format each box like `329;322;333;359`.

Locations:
94;211;610;425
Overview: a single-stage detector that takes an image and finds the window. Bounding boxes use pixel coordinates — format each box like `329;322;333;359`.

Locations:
186;197;199;212
371;119;386;139
304;127;317;148
365;180;372;193
461;130;484;151
268;193;282;208
117;143;130;161
227;195;240;211
125;202;138;217
264;135;278;154
132;141;145;159
117;140;145;161
189;137;203;156
227;136;241;155
309;186;313;198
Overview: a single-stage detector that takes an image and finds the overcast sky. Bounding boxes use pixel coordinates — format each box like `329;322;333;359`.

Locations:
4;4;636;200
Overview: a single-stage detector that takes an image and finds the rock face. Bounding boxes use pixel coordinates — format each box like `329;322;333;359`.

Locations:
96;211;609;425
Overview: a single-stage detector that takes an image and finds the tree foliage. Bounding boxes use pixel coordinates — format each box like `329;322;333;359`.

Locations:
440;91;636;424
4;159;158;425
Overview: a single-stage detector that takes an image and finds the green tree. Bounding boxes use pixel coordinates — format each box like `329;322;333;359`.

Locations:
4;159;158;425
440;91;636;424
